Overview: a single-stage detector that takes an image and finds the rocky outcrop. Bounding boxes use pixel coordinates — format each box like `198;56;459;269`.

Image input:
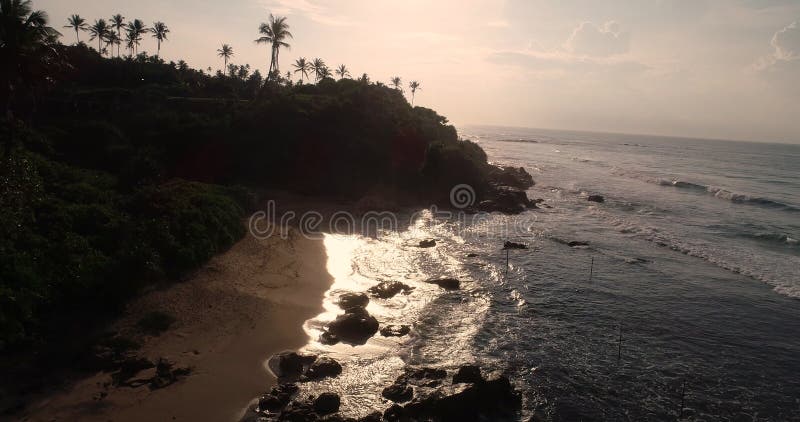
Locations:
568;241;589;247
367;280;414;299
503;241;528;250
477;185;536;214
381;365;522;422
487;165;535;190
424;278;460;290
587;195;605;203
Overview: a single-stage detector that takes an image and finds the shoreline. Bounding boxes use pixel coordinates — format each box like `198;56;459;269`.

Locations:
20;226;332;422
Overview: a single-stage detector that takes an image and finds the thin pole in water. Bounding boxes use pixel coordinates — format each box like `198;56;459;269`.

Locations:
678;379;687;419
505;248;510;277
589;256;594;282
617;323;623;365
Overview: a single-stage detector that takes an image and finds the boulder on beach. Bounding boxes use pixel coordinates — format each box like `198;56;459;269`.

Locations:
418;239;437;248
337;292;369;311
587;195;605;203
503;241;528;250
303;356;342;380
268;351;317;380
325;307;379;345
313;392;341;415
380;324;411;337
367;280;414;299
424;278;460;290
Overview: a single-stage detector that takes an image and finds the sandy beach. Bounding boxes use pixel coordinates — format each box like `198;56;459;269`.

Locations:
20;226;332;422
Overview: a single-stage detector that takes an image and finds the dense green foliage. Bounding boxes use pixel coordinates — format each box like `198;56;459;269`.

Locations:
0;42;497;353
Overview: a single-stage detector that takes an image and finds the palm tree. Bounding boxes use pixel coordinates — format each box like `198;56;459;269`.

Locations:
0;0;61;115
335;64;350;80
409;80;421;105
88;19;109;54
390;76;402;91
110;14;124;55
105;32;120;57
292;57;310;83
64;14;86;43
125;19;147;55
217;44;233;70
318;66;331;80
255;14;292;79
151;21;169;57
310;58;325;82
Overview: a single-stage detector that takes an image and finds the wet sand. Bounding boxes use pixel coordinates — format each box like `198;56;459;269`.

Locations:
21;227;332;422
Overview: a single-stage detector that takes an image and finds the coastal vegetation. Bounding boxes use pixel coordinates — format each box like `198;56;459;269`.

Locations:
0;1;532;407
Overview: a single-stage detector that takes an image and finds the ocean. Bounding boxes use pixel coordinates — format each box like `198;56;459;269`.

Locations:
291;126;800;421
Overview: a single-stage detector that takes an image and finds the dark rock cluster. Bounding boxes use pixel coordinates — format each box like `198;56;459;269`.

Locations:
367;281;414;299
381;365;522;422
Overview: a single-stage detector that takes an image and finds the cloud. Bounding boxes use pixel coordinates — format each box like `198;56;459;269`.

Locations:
753;21;800;96
487;50;648;75
565;21;630;57
259;0;355;26
771;21;800;60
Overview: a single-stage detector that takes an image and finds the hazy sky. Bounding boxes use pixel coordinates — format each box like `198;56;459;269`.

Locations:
39;0;800;143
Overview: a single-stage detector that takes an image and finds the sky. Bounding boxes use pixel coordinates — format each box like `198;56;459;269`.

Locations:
38;0;800;143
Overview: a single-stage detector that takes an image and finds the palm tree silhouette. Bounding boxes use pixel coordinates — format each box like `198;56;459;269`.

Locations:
125;19;147;55
292;57;310;83
409;80;421;105
255;14;292;80
88;19;109;54
110;14;124;56
310;58;326;82
285;70;292;83
151;21;169;57
64;14;87;44
1;0;60;115
335;64;350;80
318;66;331;80
390;76;402;91
105;32;120;57
217;44;234;70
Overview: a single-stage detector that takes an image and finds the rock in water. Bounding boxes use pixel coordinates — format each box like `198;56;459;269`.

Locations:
424;278;460;290
326;308;379;345
258;383;299;412
503;241;528;250
380;324;411;337
382;382;414;403
587;195;605;203
418;239;436;248
313;392;341;415
304;356;342;380
337;292;369;311
453;365;483;384
268;351;317;380
567;241;589;247
367;280;414;299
